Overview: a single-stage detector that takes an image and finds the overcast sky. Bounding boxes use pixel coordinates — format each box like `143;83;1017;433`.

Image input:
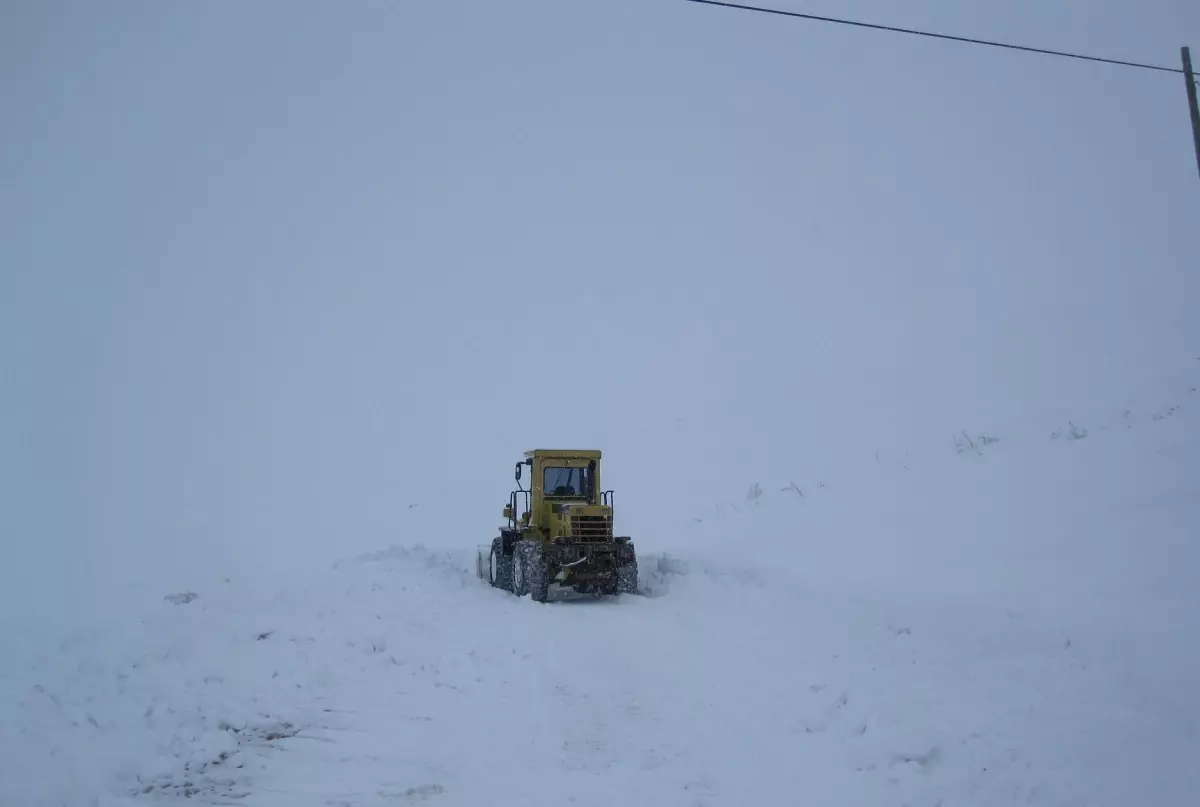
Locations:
2;0;1198;622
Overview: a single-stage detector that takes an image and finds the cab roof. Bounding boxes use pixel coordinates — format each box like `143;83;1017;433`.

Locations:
525;449;602;460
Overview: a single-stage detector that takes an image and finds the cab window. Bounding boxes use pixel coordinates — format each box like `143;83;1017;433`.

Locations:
544;465;591;499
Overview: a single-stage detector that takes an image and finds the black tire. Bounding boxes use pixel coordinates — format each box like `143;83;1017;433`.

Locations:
617;560;638;595
511;543;529;596
516;540;550;603
488;537;512;591
617;543;638;595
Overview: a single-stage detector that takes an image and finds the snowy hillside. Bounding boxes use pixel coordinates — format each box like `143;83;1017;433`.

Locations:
7;1;1200;805
4;369;1199;807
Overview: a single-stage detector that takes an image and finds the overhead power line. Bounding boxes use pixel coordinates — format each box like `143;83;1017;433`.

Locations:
687;1;1200;185
687;0;1184;75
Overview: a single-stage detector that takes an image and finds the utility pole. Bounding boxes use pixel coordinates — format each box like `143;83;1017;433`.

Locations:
1184;47;1200;181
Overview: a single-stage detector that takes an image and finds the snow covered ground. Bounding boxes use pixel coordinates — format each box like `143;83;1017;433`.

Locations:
7;2;1200;804
3;369;1199;807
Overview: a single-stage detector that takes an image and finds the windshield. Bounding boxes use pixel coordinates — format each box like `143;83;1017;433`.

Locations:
544;465;593;499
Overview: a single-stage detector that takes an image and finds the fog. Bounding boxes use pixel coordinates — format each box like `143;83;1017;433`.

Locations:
3;0;1198;625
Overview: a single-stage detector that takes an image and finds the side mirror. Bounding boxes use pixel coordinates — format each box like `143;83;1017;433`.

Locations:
515;462;522;481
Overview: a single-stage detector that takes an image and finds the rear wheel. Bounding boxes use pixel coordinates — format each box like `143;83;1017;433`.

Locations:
617;559;638;594
616;542;638;595
488;538;512;591
516;540;550;602
511;543;529;596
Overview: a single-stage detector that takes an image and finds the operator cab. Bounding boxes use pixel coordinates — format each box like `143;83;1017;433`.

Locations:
544;464;594;500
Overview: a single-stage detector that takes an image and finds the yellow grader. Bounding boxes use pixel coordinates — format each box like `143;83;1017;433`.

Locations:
477;449;637;602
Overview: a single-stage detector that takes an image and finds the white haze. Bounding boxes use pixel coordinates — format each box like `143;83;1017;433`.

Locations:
2;0;1198;625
